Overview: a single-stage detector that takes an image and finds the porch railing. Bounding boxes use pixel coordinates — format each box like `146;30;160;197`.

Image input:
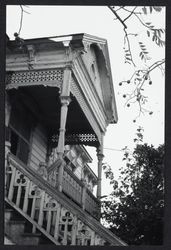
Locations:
62;166;100;218
62;166;83;205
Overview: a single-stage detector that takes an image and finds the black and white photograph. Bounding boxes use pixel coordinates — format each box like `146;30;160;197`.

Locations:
4;5;165;246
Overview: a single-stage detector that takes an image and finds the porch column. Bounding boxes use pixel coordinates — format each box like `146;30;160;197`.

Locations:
5;93;12;144
5;141;11;193
57;66;72;192
5;93;11;127
96;136;104;200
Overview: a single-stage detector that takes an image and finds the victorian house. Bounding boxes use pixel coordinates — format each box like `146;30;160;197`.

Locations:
5;33;126;246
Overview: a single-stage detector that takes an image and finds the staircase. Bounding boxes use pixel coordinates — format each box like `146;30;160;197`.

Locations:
5;152;126;246
5;202;54;245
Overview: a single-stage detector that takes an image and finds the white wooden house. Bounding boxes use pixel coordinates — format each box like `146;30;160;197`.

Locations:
5;33;126;246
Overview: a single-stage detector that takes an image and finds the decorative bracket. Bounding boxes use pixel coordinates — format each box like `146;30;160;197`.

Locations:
26;44;36;69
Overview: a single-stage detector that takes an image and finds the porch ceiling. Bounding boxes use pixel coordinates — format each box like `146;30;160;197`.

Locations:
8;85;99;146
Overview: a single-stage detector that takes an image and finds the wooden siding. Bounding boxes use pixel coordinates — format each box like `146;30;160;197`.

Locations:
29;124;47;170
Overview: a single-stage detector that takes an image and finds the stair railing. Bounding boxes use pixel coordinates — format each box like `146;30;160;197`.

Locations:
5;153;64;244
5;152;126;246
5;153;102;245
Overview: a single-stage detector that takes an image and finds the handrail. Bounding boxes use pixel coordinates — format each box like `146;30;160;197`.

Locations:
63;164;100;216
64;165;84;187
5;153;126;246
86;187;100;204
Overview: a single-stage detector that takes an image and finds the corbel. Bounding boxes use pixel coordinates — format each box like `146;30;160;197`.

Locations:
26;44;36;69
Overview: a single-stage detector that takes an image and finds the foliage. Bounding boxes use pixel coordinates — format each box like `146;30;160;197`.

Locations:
108;6;165;121
101;129;164;245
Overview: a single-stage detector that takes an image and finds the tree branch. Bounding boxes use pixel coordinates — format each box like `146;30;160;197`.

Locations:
120;6;142;15
108;6;127;29
18;5;30;35
18;5;24;35
123;7;137;22
124;28;136;67
120;59;165;121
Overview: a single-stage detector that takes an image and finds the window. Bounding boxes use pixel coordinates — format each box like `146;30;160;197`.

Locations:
9;105;32;165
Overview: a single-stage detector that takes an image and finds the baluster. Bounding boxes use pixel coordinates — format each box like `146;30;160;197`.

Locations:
79;186;82;204
67;174;69;194
16;184;22;207
63;172;67;193
73;180;75;198
81;185;86;210
54;205;61;240
73;180;75;200
8;167;16;201
38;191;45;227
71;179;74;197
62;212;73;245
5;141;11;189
76;184;78;203
70;177;72;197
75;182;77;202
90;231;95;245
67;174;70;194
66;175;69;195
31;194;37;233
71;216;77;245
23;180;31;213
31;196;36;219
46;210;52;233
75;183;78;202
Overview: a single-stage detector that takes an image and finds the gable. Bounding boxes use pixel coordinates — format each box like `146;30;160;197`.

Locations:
81;39;117;123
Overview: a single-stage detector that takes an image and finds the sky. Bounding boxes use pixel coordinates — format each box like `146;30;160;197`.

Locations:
6;5;165;195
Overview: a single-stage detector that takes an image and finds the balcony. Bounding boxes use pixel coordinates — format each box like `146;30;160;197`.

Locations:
62;165;100;218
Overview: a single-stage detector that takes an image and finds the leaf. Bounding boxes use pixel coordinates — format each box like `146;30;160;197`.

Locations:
125;53;131;57
136;77;142;81
142;7;147;14
125;61;131;65
153;6;162;12
147;30;150;37
139;52;144;60
149;6;153;13
157;29;161;37
160;29;165;34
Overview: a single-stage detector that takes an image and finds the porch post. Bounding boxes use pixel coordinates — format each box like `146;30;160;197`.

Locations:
5;92;11;127
57;65;72;192
5;93;11;192
96;136;104;200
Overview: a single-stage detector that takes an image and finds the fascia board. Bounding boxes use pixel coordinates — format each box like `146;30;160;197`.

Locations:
101;41;118;123
73;56;109;129
78;54;110;120
72;60;107;134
